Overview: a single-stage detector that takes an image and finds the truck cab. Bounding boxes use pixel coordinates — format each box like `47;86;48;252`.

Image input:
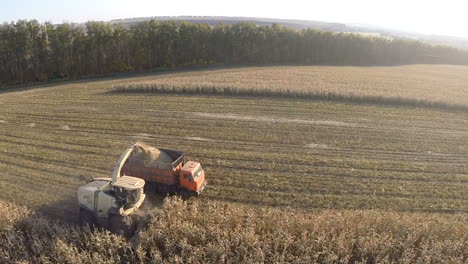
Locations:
180;161;207;195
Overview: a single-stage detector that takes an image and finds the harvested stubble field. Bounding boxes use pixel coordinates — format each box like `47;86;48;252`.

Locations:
1;65;468;262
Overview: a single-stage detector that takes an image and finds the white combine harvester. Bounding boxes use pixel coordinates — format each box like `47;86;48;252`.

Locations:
77;144;146;237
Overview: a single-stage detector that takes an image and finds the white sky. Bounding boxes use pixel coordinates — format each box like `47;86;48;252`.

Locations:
1;0;468;38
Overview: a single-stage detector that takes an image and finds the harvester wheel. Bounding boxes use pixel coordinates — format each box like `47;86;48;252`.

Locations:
109;215;136;238
79;208;95;227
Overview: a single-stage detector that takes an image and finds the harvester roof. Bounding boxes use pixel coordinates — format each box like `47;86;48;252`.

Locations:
113;176;145;190
81;179;110;190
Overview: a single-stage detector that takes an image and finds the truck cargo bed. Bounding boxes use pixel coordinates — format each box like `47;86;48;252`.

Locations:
121;149;184;185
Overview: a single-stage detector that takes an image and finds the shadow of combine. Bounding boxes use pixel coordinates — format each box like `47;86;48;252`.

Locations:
33;190;167;227
35;195;81;225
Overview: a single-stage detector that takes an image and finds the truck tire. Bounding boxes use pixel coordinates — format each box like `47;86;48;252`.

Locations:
79;208;95;227
144;182;156;193
109;215;136;238
179;189;193;200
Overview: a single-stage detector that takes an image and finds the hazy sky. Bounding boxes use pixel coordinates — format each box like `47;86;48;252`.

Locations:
1;0;467;38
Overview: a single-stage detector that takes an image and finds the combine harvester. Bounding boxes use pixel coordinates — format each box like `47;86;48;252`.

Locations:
77;143;207;236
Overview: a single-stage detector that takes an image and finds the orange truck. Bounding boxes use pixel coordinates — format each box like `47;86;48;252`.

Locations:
119;143;207;197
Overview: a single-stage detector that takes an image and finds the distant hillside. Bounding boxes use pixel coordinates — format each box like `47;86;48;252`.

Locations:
350;24;468;51
109;16;351;32
108;16;468;50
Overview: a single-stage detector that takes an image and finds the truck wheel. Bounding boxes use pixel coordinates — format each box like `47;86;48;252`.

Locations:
145;182;157;193
179;189;192;200
109;215;136;238
79;208;95;227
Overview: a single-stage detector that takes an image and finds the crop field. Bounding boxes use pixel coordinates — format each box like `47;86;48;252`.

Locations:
1;65;468;216
116;65;468;109
2;199;468;263
1;65;468;262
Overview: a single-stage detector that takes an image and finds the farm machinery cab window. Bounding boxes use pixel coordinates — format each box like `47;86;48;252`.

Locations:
113;187;143;208
193;166;204;180
183;166;204;182
125;188;143;207
183;173;193;182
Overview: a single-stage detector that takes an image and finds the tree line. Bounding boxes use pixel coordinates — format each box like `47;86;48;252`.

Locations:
1;19;468;87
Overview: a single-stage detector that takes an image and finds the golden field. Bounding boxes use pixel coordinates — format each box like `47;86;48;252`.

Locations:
2;199;468;263
0;65;467;263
